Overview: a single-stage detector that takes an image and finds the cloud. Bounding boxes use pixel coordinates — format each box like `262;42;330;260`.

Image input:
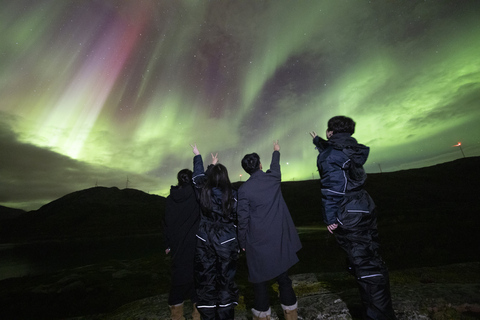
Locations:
0;116;159;210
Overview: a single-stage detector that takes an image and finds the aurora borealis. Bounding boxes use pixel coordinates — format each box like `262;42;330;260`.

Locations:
1;1;479;211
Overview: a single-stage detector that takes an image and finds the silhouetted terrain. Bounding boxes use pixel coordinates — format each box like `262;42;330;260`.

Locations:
0;205;26;220
0;157;479;319
0;187;166;243
1;156;478;244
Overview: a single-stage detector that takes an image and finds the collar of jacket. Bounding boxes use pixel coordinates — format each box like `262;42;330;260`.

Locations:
248;169;263;179
328;133;357;147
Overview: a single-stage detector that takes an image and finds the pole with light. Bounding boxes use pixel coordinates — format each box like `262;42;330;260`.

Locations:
453;142;466;158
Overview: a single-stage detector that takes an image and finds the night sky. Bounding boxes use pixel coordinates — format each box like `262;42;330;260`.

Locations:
1;0;479;211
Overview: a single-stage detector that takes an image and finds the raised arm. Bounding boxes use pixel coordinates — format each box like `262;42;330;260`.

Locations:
191;143;205;188
269;140;281;174
311;133;328;152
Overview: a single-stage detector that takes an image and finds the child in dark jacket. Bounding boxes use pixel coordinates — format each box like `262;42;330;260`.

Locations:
191;144;239;320
164;169;201;320
310;116;396;320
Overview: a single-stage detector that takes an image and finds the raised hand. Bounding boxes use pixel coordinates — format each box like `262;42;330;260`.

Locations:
211;153;218;165
273;140;280;151
190;143;200;156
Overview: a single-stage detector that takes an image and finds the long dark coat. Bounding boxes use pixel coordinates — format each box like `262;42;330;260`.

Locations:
237;150;302;283
164;184;200;285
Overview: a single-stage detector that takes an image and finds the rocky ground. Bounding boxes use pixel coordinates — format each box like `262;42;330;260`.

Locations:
65;262;480;320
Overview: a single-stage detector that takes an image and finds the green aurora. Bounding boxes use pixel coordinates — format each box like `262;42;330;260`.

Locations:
1;0;479;210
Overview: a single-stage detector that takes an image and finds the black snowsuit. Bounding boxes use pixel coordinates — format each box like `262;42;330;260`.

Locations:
164;184;200;305
192;155;239;320
313;133;396;320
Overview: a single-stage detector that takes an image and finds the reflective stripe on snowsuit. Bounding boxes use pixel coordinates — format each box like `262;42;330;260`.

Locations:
195;219;239;320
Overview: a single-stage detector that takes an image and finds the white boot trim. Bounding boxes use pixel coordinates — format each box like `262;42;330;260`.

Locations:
252;307;271;317
281;301;298;311
169;302;184;307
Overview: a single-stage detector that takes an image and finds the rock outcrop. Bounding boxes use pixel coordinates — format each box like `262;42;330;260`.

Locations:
75;270;480;320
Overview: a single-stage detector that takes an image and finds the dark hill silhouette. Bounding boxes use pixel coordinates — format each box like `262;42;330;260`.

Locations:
0;205;26;220
0;187;166;243
0;157;479;320
271;156;480;225
366;156;479;214
1;156;479;244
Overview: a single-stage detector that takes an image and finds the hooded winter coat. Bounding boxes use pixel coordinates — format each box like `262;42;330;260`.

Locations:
313;133;375;227
313;133;397;319
164;184;201;285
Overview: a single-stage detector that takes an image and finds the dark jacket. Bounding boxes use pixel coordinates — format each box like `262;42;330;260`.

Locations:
191;154;239;314
164;184;201;285
237;150;302;283
313;133;375;227
192;156;237;223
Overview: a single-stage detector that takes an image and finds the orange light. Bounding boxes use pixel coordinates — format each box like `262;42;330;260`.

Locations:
453;142;462;147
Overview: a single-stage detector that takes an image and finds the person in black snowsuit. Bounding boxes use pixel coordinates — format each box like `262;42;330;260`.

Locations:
310;116;396;320
191;144;239;320
164;169;201;320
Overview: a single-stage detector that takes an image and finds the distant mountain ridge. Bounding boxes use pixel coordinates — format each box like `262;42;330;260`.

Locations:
1;156;479;244
0;205;26;220
0;187;166;243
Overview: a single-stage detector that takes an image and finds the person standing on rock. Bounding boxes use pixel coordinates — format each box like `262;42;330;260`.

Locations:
164;169;201;320
309;116;396;320
191;144;239;320
238;140;302;320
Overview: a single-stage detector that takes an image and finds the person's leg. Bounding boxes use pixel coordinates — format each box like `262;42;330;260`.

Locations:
168;283;189;320
191;303;201;320
168;283;186;306
184;282;200;320
215;227;239;320
252;281;271;315
336;216;396;320
168;302;185;320
252;306;271;320
276;271;297;306
355;227;395;320
276;271;298;320
195;235;218;320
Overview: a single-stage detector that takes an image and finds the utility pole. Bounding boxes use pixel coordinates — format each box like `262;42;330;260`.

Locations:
453;142;466;158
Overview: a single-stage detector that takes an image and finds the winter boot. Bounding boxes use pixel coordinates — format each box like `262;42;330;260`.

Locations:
192;303;201;320
252;307;271;320
282;302;298;320
169;302;185;320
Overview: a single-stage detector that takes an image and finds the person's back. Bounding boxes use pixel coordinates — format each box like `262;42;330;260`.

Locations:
165;183;200;255
238;164;282;245
191;144;239;320
164;169;201;320
238;141;301;320
310;116;396;320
